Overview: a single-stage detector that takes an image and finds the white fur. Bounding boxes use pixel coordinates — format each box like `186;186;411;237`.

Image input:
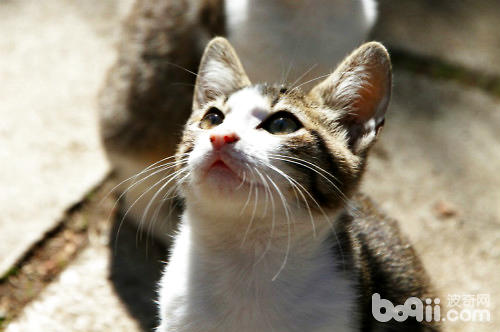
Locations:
225;0;249;27
225;0;377;89
158;88;358;332
158;218;357;332
361;0;378;28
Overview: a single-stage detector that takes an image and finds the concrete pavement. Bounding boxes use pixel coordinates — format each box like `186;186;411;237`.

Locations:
1;0;499;331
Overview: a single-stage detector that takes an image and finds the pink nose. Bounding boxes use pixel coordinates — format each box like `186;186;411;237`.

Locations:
210;133;240;149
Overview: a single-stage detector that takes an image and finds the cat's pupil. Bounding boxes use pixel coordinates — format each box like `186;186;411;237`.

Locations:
207;113;221;124
260;112;301;135
200;107;224;129
271;118;291;133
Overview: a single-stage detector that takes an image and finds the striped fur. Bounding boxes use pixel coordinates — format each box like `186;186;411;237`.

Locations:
158;38;440;331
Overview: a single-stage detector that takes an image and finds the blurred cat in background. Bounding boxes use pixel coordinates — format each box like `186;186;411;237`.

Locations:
99;0;378;244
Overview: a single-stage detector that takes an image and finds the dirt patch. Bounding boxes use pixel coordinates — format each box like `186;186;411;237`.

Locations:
0;180;117;330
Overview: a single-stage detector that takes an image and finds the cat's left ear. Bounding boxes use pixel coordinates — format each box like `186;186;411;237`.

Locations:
193;37;251;109
309;42;391;154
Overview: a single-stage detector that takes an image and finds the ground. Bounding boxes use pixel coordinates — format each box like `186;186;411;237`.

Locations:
0;0;499;331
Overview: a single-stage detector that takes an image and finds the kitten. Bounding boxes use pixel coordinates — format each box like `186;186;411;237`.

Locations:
99;0;378;244
157;37;439;332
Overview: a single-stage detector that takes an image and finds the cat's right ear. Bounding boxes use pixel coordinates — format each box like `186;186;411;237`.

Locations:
193;37;251;109
309;42;391;154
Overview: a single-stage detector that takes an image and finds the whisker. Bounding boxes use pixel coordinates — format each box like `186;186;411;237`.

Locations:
114;165;187;250
139;167;188;232
254;171;275;266
263;162;317;238
266;158;346;269
107;158;189;227
240;170;254;216
138;167;188;244
270;154;364;219
152;173;190;239
159;60;199;78
288;63;318;91
150;180;182;229
288;73;331;93
268;154;352;207
241;167;259;247
253;168;270;217
101;154;187;205
265;175;292;282
235;168;247;190
143;169;188;247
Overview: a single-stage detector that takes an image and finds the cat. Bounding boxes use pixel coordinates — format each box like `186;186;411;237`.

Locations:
99;0;378;244
157;37;440;332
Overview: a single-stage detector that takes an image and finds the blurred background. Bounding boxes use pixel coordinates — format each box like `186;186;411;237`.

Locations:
0;0;499;331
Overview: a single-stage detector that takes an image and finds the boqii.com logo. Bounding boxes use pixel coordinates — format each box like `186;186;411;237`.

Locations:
372;293;491;323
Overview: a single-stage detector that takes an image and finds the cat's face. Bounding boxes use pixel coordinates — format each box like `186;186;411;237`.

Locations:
177;38;391;219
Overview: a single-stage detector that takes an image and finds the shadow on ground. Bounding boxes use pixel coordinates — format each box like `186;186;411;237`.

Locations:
109;212;168;331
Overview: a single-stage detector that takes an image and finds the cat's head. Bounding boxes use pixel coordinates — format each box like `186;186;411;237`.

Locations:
176;37;391;219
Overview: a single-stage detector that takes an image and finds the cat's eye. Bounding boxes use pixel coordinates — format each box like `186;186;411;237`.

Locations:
258;111;302;135
199;107;224;129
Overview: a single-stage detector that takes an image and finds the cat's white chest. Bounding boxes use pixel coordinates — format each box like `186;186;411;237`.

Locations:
158;223;357;332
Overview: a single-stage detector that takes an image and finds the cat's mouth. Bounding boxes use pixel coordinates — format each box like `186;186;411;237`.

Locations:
201;155;256;190
210;160;233;172
205;158;242;182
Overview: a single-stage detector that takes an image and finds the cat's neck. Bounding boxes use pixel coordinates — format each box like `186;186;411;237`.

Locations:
183;201;340;261
225;0;373;89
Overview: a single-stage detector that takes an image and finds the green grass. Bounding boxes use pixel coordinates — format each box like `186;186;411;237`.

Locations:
0;266;19;282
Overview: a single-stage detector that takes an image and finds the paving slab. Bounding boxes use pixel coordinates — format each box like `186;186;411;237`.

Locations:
0;0;134;276
362;70;500;331
2;184;166;331
372;0;500;76
5;227;142;332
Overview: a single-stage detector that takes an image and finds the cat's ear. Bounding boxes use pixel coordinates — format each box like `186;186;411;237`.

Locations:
193;37;251;109
309;42;391;154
